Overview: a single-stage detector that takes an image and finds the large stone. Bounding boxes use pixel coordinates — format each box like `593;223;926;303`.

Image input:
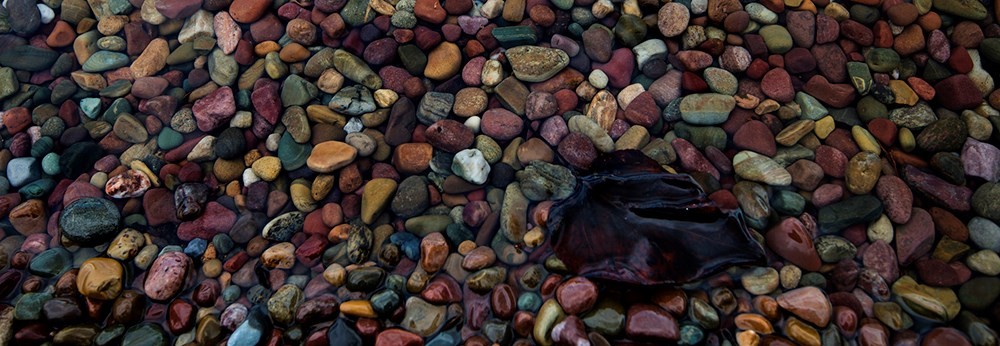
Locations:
506;45;569;82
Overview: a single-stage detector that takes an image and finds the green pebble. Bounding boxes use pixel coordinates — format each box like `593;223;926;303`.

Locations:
41;153;61;175
157;128;183;150
857;96;888;122
100;79;132;98
772;190;806;215
492;26;538;47
847;61;873;95
759;25;793;53
865;48;901;73
0;45;59;72
20;178;56;200
341;0;377;26
14;292;52;320
103;98;131;124
932;0;987;20
613;14;647;47
672;123;727;149
122;323;168;346
0;67;18;100
981;38;1000;65
82;51;129;73
849;4;880;24
397;44;427;77
281;74;319;107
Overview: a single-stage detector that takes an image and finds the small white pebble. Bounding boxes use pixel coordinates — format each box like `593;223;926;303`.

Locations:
464;116;481;133
37;4;55;24
242;168;261;187
344;117;364;133
588;70;608;89
28;126;42;143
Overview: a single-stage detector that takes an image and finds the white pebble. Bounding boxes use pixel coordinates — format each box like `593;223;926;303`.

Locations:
588;70;608;89
344;117;364;133
242;168;261;187
464;116;481;133
37;4;55;24
452;149;491;185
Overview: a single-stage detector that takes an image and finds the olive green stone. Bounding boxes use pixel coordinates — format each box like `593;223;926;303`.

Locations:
582;298;626;336
122;323;168;346
492;26;538;47
932;0;987;20
865;48;900;73
759;25;793;54
0;45;59;72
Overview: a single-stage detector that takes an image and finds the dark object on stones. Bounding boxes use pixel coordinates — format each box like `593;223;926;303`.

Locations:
59;142;104;178
548;150;766;285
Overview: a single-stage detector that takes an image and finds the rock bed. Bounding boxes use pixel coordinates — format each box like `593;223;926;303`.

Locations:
0;0;1000;344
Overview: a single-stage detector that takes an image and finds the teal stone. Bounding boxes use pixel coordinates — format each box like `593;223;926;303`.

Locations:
107;0;134;14
679;325;705;345
95;325;126;346
567;23;584;36
157;128;183;150
772;190;806;215
427;331;461;346
80;98;102;119
445;223;474;245
236;89;252;109
679;93;735;125
385;274;406;293
795;92;829;120
846;61;873;95
0;45;59;72
341;0;376;26
82;51;130;72
28;248;72;277
517;292;542;312
277;132;311;171
492;26;538;47
19;178;55;200
50;80;78;103
370;290;401;314
223;285;241;304
0;177;8;194
281;74;319;107
551;0;572;9
102;98;132;124
673;122;727;149
42;152;61;175
30;137;54;158
865;48;900;73
122;323;168;346
14;292;52;320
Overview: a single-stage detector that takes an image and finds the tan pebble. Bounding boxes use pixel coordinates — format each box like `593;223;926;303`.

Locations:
457;241;477;255
251;156;282;181
524;227;545;247
107;228;145;260
261;242;296;269
306;141;358;173
424;42;461;81
374;89;398;108
340;300;377;318
324;263;346;286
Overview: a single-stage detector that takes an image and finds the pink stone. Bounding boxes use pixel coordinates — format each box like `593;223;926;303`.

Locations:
895;208;935;265
761;68;795;103
176;202;237;241
215;12;241;55
876;175;913;224
540;116;568;146
192;86;236;132
144;251;192;301
480;108;524;141
733;120;777;156
593;48;636;89
862;240;899;283
903;165;972;212
777;286;832;327
671;138;720;180
962;138;1000;182
625;304;679;342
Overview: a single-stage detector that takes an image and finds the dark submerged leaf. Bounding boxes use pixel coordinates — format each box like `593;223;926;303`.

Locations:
548;150;766;285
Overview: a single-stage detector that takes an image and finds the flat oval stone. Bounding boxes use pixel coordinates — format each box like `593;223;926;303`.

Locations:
506;45;570;82
60;197;122;245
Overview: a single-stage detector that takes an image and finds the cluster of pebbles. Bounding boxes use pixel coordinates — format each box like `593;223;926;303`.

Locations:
1;0;1000;344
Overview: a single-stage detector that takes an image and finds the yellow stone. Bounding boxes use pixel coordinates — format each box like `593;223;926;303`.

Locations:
814;116;835;139
524;227;545;247
785;317;821;346
306;105;347;126
107;228;145;260
851;125;881;155
889;80;918;106
77;258;124;300
340;300;378;318
785;0;803;7
360;178;398;224
823;2;850;20
899;127;916;152
251;156;282;181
